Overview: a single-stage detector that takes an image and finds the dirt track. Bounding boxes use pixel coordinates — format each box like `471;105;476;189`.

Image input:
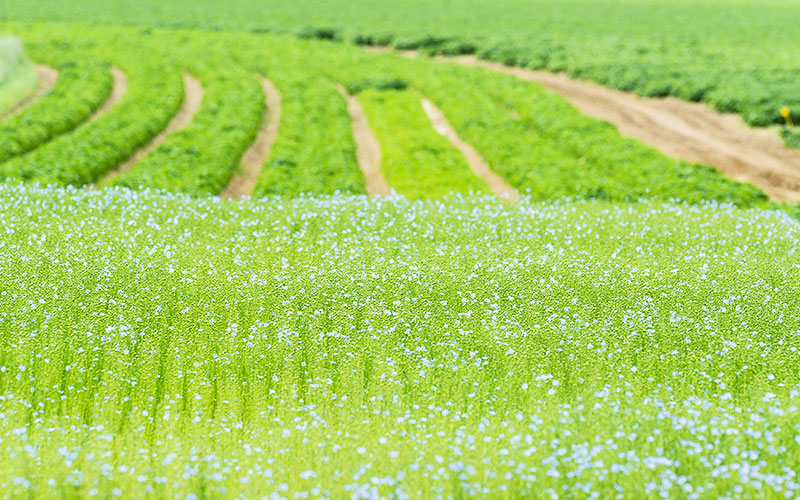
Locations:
89;67;127;120
451;56;800;202
337;84;391;197
421;97;519;200
0;65;58;120
367;47;800;202
220;77;281;199
99;73;203;185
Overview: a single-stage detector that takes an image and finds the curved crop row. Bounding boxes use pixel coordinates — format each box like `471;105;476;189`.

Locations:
0;58;112;163
357;87;487;198
0;54;183;186
113;69;263;195
225;34;365;197
367;53;768;205
253;75;364;197
0;23;783;204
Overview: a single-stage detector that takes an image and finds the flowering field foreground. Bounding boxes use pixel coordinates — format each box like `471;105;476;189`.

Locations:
1;184;799;499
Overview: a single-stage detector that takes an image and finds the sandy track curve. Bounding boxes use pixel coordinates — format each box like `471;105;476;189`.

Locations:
451;56;800;202
421;97;519;200
0;64;58;120
336;84;391;197
99;73;203;186
220;77;281;199
89;67;127;121
366;47;800;202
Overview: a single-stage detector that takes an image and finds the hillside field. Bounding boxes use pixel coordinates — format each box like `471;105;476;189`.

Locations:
0;1;799;499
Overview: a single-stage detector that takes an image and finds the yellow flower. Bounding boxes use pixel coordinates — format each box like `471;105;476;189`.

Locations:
781;106;793;126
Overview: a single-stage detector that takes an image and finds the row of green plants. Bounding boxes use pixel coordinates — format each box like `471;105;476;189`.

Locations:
0;55;112;163
357;87;487;198
3;1;799;143
232;35;366;197
425;62;767;205
114;75;261;195
0;27;184;186
253;75;365;197
0;23;788;207
111;31;264;195
321;48;770;206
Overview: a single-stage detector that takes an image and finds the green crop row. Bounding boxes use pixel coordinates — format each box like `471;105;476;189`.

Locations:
0;26;184;186
357;87;487;198
114;69;263;195
230;34;366;197
321;48;769;206
0;57;112;163
252;75;365;197
0;23;787;207
3;0;798;137
467;65;768;204
0;62;182;186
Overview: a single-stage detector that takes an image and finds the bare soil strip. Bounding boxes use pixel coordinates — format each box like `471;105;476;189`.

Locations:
366;47;800;202
99;73;203;186
88;67;127;121
452;56;800;201
220;77;281;199
0;64;58;120
336;84;391;197
421;97;519;200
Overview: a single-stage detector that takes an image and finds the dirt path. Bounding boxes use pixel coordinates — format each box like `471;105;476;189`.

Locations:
366;47;800;202
99;73;203;186
421;97;519;200
0;64;58;120
220;77;281;199
88;67;127;121
336;84;391;197
452;56;800;202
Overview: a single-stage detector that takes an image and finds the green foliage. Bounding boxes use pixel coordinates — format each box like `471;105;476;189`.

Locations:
0;23;784;204
0;66;181;186
0;184;799;497
296;26;340;41
114;70;263;195
344;76;407;95
2;0;798;134
332;50;769;205
253;76;365;196
783;127;800;149
0;57;112;162
358;88;487;198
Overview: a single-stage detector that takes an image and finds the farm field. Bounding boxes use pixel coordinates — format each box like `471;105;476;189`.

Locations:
1;185;799;498
1;0;800;133
1;1;800;499
0;22;788;203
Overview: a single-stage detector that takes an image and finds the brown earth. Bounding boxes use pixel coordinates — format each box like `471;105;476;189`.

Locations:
337;84;391;197
421;97;519;200
367;47;800;202
88;67;127;121
99;73;203;186
220;77;282;199
0;64;58;120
